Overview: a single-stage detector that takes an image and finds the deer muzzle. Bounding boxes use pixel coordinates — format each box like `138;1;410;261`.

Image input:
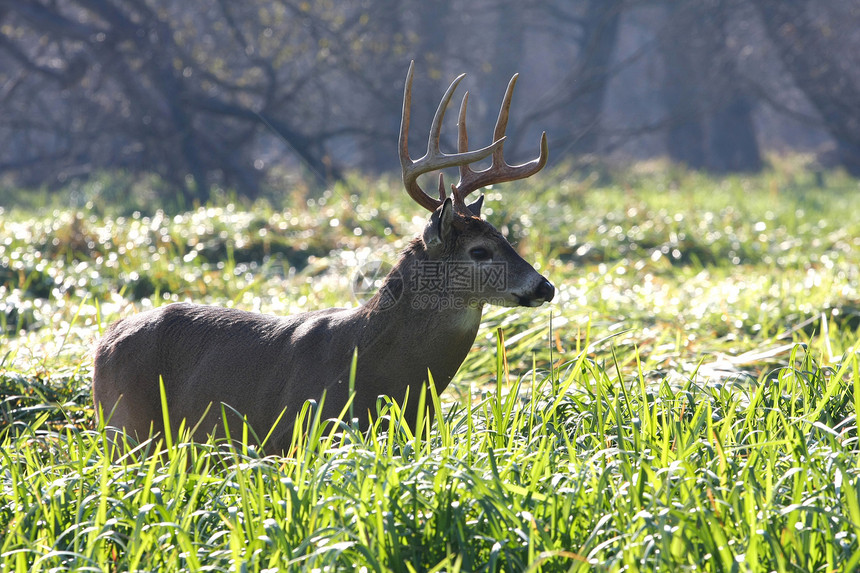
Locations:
518;276;555;307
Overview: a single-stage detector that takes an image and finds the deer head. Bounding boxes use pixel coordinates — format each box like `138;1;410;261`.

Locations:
397;61;554;310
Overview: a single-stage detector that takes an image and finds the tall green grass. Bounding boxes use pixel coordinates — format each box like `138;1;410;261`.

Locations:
2;337;858;570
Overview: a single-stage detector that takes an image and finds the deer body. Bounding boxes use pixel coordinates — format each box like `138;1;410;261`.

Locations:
93;63;554;452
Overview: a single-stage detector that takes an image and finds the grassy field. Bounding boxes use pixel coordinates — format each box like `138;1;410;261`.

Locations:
1;160;859;571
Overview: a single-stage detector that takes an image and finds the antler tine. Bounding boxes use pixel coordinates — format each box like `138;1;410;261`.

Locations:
399;61;505;213
453;74;549;210
427;72;467;158
457;91;471;164
437;173;447;201
491;73;518;150
399;62;438;212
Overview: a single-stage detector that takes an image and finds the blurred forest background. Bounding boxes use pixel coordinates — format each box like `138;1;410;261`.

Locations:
1;0;859;205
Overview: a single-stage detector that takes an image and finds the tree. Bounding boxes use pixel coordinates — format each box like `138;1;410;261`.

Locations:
751;0;860;176
0;1;396;201
659;1;762;172
2;0;856;201
514;0;623;158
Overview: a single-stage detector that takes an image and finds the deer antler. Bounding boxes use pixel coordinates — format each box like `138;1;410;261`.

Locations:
399;61;505;212
399;62;548;215
451;74;548;212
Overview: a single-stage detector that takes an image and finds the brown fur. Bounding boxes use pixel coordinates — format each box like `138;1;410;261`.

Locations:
92;208;554;453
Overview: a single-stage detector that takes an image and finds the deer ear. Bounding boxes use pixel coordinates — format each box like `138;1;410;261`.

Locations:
467;194;484;217
423;197;454;254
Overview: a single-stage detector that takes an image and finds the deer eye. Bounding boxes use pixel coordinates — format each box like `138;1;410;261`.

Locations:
469;247;492;261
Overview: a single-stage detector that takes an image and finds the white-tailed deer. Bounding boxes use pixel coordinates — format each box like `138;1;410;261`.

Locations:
93;62;554;452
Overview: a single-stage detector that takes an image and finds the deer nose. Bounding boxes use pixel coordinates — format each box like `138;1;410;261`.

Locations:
536;277;555;302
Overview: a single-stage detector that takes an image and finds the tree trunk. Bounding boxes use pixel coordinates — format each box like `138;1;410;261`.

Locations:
490;2;524;108
708;89;762;173
359;0;403;172
706;3;762;173
660;4;708;169
570;0;622;155
752;0;860;176
661;1;762;172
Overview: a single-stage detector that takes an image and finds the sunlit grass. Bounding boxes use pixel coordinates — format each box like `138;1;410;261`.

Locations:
2;337;858;570
1;159;860;570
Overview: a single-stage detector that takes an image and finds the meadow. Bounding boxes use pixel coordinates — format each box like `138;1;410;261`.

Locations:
1;159;859;571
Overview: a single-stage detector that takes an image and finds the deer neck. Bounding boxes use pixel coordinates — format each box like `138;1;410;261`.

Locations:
355;239;483;390
361;238;484;334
